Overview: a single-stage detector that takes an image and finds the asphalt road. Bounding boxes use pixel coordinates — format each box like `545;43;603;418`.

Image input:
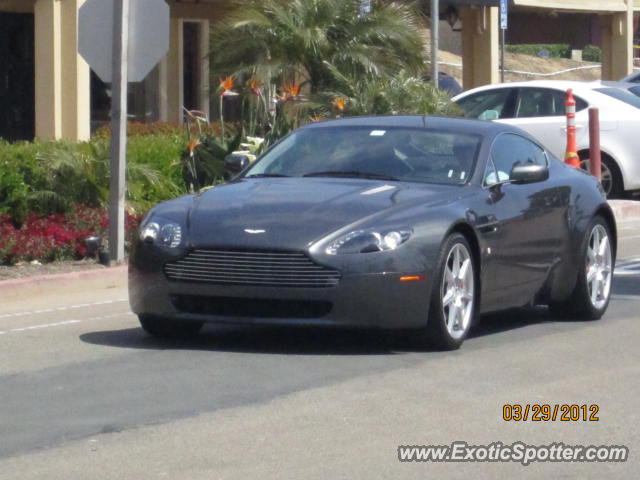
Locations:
0;236;638;478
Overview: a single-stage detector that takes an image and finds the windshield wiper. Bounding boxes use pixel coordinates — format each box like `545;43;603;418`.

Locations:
303;170;399;181
245;173;290;178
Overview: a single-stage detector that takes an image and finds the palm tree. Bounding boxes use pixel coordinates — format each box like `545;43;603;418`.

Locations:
210;0;426;93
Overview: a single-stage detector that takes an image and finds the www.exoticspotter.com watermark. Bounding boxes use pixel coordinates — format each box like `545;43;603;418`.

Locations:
398;442;628;466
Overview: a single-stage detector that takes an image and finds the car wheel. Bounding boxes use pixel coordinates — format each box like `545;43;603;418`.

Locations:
579;154;623;199
138;315;204;338
549;216;614;320
424;233;477;350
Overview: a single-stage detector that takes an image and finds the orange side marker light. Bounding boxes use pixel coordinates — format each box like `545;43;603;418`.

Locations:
399;275;426;282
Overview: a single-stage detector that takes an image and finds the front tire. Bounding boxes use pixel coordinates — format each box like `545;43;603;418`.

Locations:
139;315;204;338
423;233;477;350
549;216;614;319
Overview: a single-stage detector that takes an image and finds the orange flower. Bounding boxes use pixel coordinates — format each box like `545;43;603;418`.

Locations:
310;113;325;123
188;139;200;155
248;78;263;96
283;83;301;97
332;97;347;112
219;76;238;97
277;82;301;102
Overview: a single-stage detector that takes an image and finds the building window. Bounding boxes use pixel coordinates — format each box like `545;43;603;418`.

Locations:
183;21;202;111
90;65;160;133
0;13;35;141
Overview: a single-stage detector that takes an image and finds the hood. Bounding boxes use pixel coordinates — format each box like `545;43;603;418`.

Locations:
186;178;458;250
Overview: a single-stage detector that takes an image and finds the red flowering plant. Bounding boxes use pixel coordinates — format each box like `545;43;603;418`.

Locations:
0;206;142;265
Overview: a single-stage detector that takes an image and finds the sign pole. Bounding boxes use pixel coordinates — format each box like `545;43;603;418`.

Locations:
500;0;508;83
500;29;505;83
431;0;439;88
109;0;129;263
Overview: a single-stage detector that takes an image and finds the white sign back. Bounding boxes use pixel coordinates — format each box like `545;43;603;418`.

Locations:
79;0;170;82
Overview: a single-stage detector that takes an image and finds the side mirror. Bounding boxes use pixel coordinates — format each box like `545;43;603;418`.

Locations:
224;152;252;178
510;164;549;184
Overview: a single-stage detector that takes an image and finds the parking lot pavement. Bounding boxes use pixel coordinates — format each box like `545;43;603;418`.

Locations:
610;200;640;259
0;201;638;479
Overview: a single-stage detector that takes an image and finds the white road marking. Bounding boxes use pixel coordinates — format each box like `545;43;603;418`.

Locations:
0;312;134;335
615;258;640;277
0;299;128;319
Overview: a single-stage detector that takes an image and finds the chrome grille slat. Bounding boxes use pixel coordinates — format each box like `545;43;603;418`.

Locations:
168;262;326;273
164;249;341;288
165;267;338;278
190;250;307;258
174;259;323;268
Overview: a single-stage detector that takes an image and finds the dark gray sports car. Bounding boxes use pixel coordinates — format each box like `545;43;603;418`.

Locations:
129;116;616;350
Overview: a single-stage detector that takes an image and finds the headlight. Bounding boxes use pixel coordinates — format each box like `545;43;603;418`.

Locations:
325;228;411;255
140;218;183;248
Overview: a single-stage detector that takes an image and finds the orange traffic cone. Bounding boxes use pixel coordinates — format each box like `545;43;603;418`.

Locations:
565;89;580;168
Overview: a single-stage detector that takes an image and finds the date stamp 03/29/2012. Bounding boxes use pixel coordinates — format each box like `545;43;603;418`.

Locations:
502;404;600;422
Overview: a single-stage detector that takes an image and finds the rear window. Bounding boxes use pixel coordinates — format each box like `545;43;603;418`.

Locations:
594;88;640;110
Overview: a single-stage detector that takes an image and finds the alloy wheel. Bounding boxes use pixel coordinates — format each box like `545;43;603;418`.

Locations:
441;243;474;339
585;224;612;310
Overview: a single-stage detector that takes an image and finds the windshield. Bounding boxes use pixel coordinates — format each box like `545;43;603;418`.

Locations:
244;126;481;185
594;87;640;109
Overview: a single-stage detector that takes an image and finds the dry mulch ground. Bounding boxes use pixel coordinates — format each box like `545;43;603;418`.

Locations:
0;259;111;282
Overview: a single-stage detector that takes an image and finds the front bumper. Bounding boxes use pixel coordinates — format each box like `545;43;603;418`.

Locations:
129;246;434;329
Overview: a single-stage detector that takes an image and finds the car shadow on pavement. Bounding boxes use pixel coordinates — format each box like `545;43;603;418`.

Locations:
79;307;562;356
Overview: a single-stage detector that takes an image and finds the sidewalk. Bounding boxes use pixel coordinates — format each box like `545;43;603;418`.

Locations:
0;265;128;300
610;200;640;260
608;199;640;222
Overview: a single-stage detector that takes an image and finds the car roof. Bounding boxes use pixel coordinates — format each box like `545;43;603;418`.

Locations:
451;80;640;112
303;115;510;137
453;80;603;97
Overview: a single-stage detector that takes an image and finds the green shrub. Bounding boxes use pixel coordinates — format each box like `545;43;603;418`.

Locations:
125;134;186;213
506;44;571;59
313;72;462;119
582;45;602;62
0;133;189;225
93;121;223;139
0;140;45;224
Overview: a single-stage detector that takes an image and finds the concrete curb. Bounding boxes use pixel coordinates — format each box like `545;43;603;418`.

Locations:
0;265;128;296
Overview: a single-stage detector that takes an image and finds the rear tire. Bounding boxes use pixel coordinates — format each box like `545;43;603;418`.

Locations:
139;315;203;338
422;233;477;350
549;216;614;320
579;154;623;199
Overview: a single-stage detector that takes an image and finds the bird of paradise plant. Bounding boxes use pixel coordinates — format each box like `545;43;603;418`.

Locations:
278;82;301;102
332;97;346;111
218;76;238;140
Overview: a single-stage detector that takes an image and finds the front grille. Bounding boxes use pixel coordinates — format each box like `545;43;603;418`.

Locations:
164;249;341;288
172;295;332;318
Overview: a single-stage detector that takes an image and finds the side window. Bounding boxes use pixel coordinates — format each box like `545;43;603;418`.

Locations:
490;134;547;182
552;90;588;114
456;89;512;120
483;157;501;186
515;88;566;118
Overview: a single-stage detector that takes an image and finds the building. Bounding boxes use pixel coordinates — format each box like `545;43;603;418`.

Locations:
0;0;224;142
0;0;637;142
440;0;637;88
